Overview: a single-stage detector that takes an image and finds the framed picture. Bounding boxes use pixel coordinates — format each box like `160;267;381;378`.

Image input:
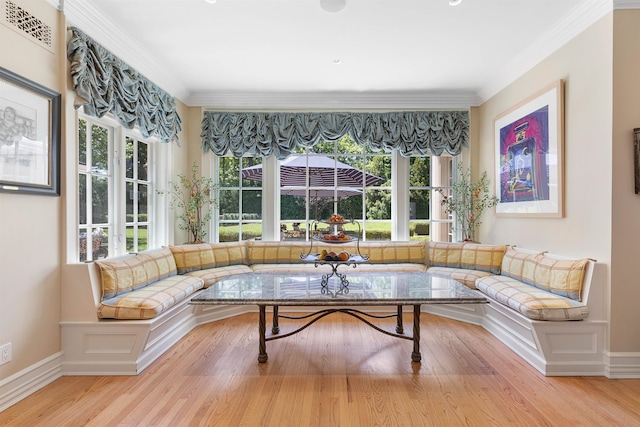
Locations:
494;81;564;217
0;66;61;196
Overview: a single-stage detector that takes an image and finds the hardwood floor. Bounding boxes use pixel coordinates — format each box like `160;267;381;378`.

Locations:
2;312;640;426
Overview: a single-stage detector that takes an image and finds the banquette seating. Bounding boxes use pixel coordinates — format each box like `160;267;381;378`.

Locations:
60;240;606;377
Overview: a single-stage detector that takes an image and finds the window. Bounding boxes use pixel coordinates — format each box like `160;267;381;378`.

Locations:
77;115;159;261
217;156;262;242
279;137;392;241
409;156;454;242
210;135;456;243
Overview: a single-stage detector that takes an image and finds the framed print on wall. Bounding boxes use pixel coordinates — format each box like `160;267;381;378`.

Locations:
494;80;564;217
0;66;61;196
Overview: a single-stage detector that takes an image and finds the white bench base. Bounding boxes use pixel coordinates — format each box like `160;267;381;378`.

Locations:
424;302;607;376
60;301;607;377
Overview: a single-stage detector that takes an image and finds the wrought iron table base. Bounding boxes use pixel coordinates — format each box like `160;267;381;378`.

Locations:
257;305;422;363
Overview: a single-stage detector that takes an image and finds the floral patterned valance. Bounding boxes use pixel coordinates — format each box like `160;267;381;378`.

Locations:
67;27;182;143
201;110;468;158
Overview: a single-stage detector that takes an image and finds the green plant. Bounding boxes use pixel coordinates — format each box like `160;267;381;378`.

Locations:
439;162;498;242
160;162;217;243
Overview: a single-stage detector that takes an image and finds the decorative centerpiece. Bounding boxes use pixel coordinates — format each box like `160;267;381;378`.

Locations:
439;162;499;242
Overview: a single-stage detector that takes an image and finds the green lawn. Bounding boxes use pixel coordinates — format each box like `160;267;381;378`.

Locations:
219;221;430;241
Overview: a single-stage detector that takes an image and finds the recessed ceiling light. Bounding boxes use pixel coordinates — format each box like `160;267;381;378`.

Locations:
320;0;347;13
205;0;216;4
449;0;462;6
333;59;342;64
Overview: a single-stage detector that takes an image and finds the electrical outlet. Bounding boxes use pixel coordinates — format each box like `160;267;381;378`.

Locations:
0;343;11;365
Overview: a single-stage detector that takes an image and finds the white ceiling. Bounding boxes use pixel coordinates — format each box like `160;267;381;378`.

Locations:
62;0;618;109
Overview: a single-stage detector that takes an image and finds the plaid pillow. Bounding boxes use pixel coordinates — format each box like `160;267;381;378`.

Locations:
460;243;507;274
428;242;464;268
169;244;216;274
361;241;426;264
210;241;248;267
500;247;539;286
97;247;177;300
247;241;306;264
532;255;589;301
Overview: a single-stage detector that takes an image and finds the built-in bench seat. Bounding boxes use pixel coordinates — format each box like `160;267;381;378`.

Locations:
60;240;607;377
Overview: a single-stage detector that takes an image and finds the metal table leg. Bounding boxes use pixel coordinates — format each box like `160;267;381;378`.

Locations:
272;305;280;334
396;305;404;334
411;304;421;362
258;305;268;363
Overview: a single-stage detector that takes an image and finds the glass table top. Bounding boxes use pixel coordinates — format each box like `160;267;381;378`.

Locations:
190;272;486;306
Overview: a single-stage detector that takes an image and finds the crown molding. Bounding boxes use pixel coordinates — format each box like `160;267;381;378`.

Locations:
62;0;189;101
477;0;613;104
61;0;632;110
614;0;640;9
187;90;479;110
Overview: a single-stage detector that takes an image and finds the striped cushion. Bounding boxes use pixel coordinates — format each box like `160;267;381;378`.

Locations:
170;242;248;274
185;264;253;288
476;275;589;321
500;247;539;286
169;243;216;274
460;244;507;274
247;241;308;264
357;241;426;264
97;275;204;319
428;242;464;268
210;241;248;267
427;266;493;289
531;255;589;301
96;247;177;300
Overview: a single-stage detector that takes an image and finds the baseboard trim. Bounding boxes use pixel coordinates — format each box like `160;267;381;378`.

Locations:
0;352;63;412
604;351;640;378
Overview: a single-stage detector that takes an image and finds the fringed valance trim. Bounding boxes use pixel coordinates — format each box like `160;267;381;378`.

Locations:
67;27;182;143
201;111;468;158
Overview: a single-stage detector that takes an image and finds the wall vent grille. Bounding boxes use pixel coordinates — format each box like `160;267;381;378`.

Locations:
2;0;53;51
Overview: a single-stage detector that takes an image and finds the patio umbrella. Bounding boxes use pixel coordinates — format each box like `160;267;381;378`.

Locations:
242;154;384;221
241;154;385;188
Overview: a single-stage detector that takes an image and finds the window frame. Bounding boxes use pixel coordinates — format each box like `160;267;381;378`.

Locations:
74;112;164;263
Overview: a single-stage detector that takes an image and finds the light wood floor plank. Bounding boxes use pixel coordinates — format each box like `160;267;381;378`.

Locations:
1;312;640;426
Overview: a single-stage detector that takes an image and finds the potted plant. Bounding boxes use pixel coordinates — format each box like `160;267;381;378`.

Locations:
439;162;499;242
160;162;217;243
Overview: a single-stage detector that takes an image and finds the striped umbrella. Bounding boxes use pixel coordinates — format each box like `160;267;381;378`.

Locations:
241;154;384;190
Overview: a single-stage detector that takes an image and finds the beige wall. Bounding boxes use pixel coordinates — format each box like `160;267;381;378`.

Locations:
475;13;623;350
611;10;640;352
0;0;64;377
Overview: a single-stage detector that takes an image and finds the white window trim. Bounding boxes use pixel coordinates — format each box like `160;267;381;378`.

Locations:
70;112;167;263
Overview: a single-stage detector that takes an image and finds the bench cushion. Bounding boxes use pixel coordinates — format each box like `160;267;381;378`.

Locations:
501;248;589;301
532;254;589;301
97;275;204;319
355;241;426;264
96;247;178;300
427;266;493;289
476;275;589;321
170;242;247;274
460;243;507;274
428;242;464;268
185;264;253;288
247;241;307;264
500;247;540;285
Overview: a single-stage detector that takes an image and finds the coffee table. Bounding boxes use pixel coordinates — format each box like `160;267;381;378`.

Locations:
190;272;486;363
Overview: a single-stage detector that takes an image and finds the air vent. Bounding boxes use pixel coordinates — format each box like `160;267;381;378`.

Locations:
2;0;53;52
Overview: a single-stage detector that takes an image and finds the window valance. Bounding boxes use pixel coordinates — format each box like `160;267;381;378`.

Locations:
201;110;468;158
67;27;182;143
